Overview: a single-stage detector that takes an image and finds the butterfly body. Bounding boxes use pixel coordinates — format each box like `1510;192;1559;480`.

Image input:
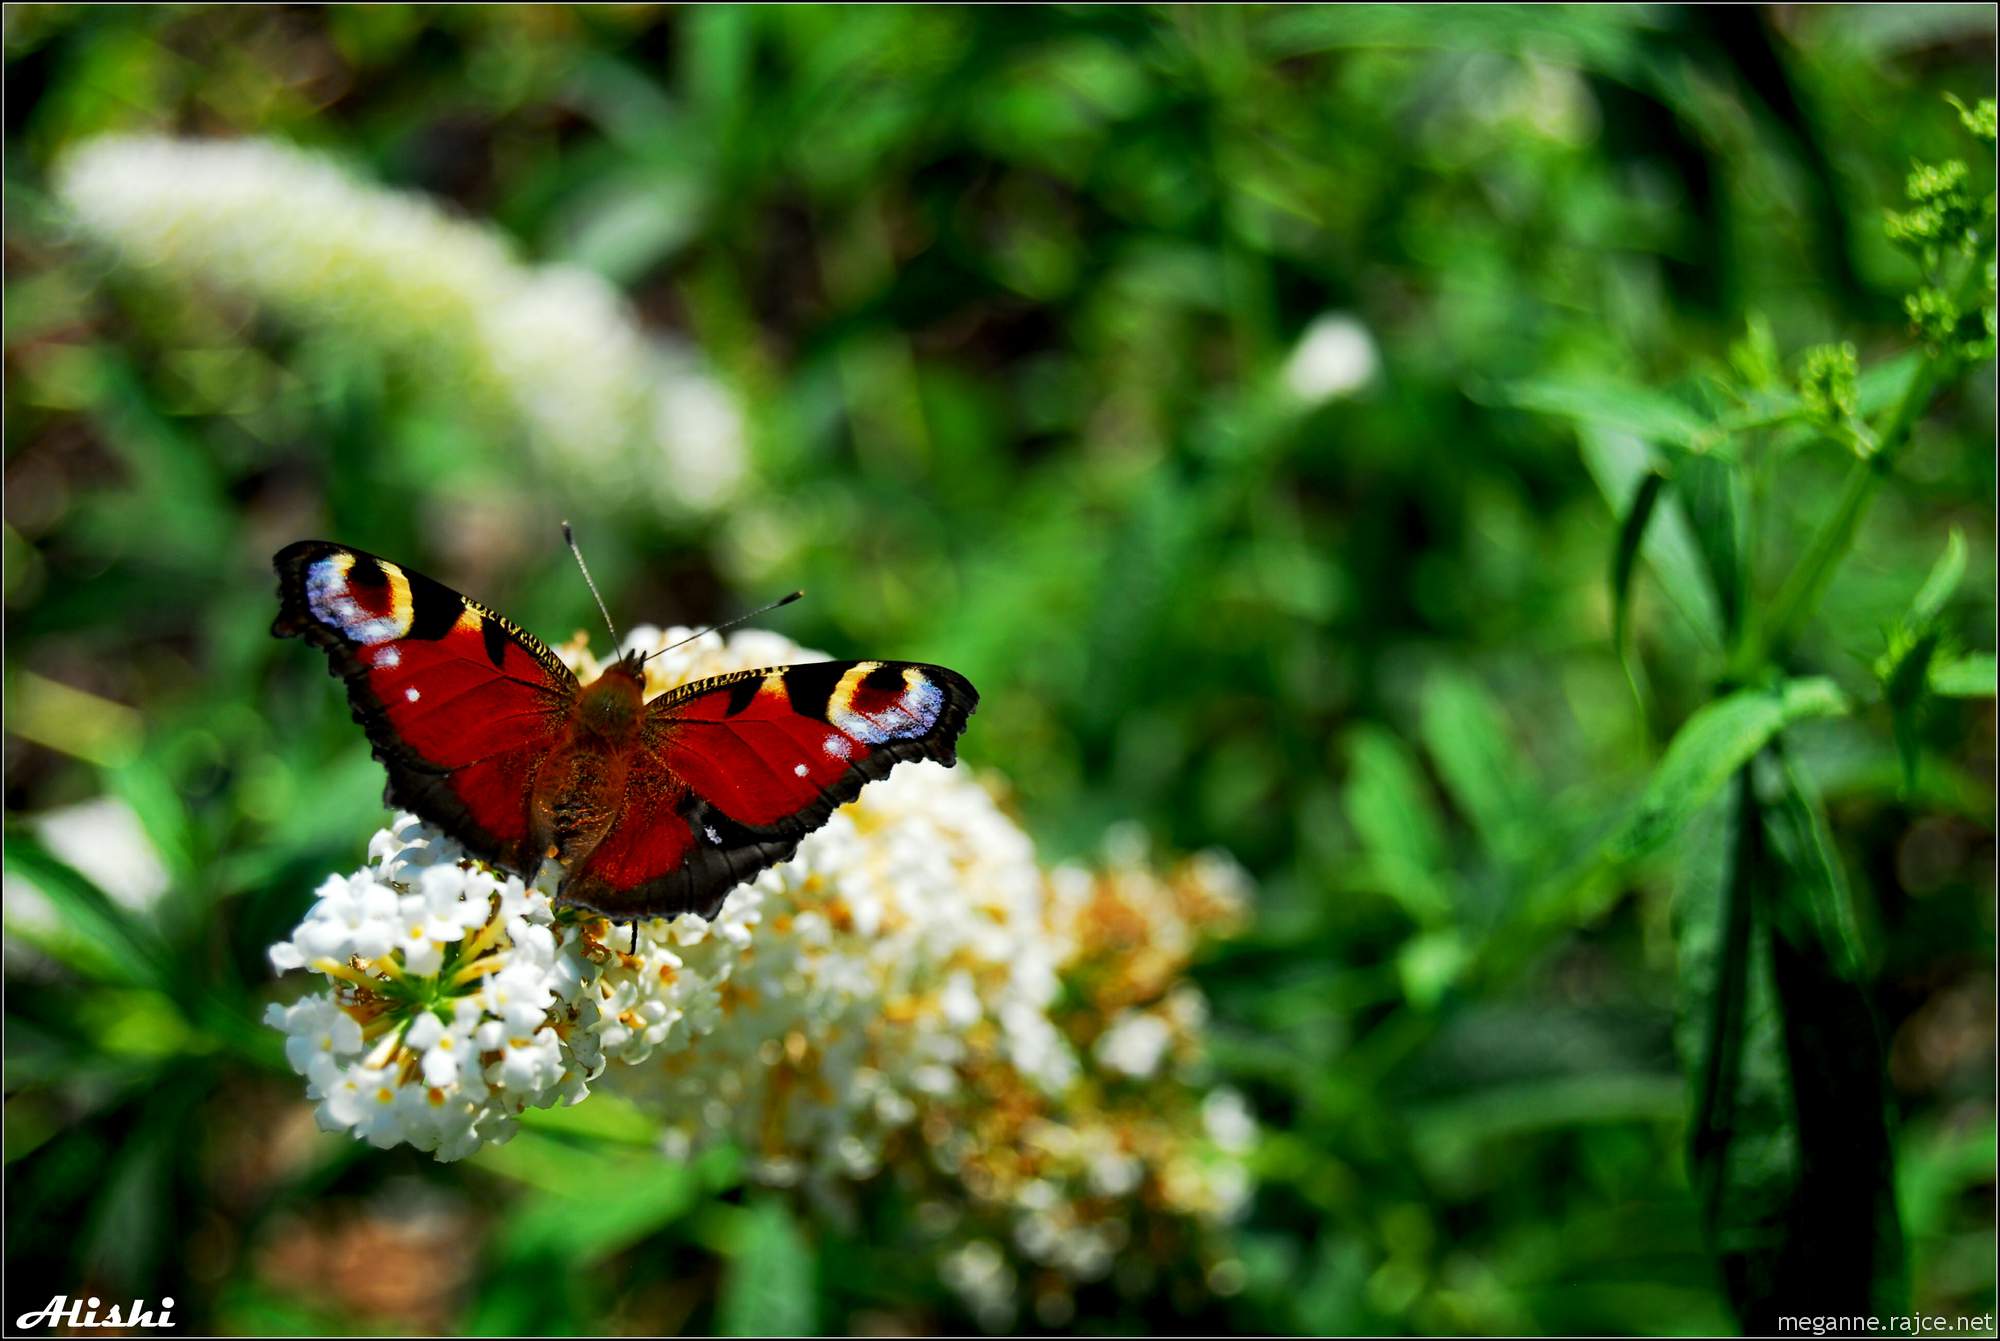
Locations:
273;541;977;921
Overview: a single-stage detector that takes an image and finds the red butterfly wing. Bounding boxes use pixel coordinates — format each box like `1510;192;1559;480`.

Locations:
557;661;978;919
273;540;579;873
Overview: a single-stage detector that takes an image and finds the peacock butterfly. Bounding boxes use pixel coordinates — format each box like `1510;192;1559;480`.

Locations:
272;537;977;923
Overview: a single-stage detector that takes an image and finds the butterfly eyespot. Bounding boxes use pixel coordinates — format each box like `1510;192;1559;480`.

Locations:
306;553;415;646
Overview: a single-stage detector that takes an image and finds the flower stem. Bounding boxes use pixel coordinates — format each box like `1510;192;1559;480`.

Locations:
1736;236;1991;676
1738;354;1951;675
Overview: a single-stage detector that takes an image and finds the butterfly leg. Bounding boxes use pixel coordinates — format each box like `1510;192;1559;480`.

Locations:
630;920;638;955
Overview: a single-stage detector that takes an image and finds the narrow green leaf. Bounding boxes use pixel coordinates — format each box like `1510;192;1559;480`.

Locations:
1928;651;1997;697
1341;726;1451;923
1579;425;1724;647
1416;669;1533;866
1886;630;1941;792
1676;775;1789;1326
1907;527;1967;630
1877;532;1970;790
718;1197;817;1338
1763;754;1866;980
1675;763;1907;1329
1673;453;1746;640
1611;469;1667;667
102;755;198;888
1610;679;1849;862
1759;762;1908;1317
1506;373;1715;451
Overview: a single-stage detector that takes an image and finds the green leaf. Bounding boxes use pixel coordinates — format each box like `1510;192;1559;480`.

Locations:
1758;761;1908;1318
1395;928;1467;1010
1762;754;1866;980
1;832;176;992
1886;630;1941;792
1611;468;1667;667
1672;453;1746;639
470;1140;736;1333
1342;726;1452;924
1579;426;1725;647
1674;766;1904;1331
1898;1115;2000;1239
1416;669;1534;866
102;754;198;889
1878;531;1970;789
1676;775;1785;1326
1906;527;1966;630
1928;651;1997;697
1610;679;1849;862
1505;373;1717;452
1854;349;1925;416
718;1197;817;1338
515;1089;663;1145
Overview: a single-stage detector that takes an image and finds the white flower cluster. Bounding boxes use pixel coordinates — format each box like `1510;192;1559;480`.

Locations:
54;134;743;511
263;815;597;1161
266;624;1256;1324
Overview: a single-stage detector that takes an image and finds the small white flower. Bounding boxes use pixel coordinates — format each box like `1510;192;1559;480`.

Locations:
1282;312;1379;403
1201;1088;1259;1155
1093;1010;1173;1079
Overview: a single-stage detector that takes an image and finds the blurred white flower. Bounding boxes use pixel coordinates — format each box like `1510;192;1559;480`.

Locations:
32;795;169;912
1202;1087;1259;1155
942;1239;1019;1331
1282;312;1379;403
55;134;744;512
1094;1009;1174;1079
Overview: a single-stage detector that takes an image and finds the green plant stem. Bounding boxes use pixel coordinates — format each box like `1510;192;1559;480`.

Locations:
1740;232;1994;677
1737;355;1950;677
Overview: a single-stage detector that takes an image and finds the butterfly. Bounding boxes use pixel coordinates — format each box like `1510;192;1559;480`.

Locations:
272;539;977;923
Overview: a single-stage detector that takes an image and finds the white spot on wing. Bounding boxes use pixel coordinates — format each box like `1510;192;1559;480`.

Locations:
793;763;809;777
703;824;722;845
373;645;401;669
405;687;421;702
822;734;853;760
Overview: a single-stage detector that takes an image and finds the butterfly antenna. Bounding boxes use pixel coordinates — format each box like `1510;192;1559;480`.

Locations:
640;590;804;665
562;521;620;649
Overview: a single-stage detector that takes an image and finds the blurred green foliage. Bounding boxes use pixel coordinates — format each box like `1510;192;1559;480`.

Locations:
4;4;1995;1335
